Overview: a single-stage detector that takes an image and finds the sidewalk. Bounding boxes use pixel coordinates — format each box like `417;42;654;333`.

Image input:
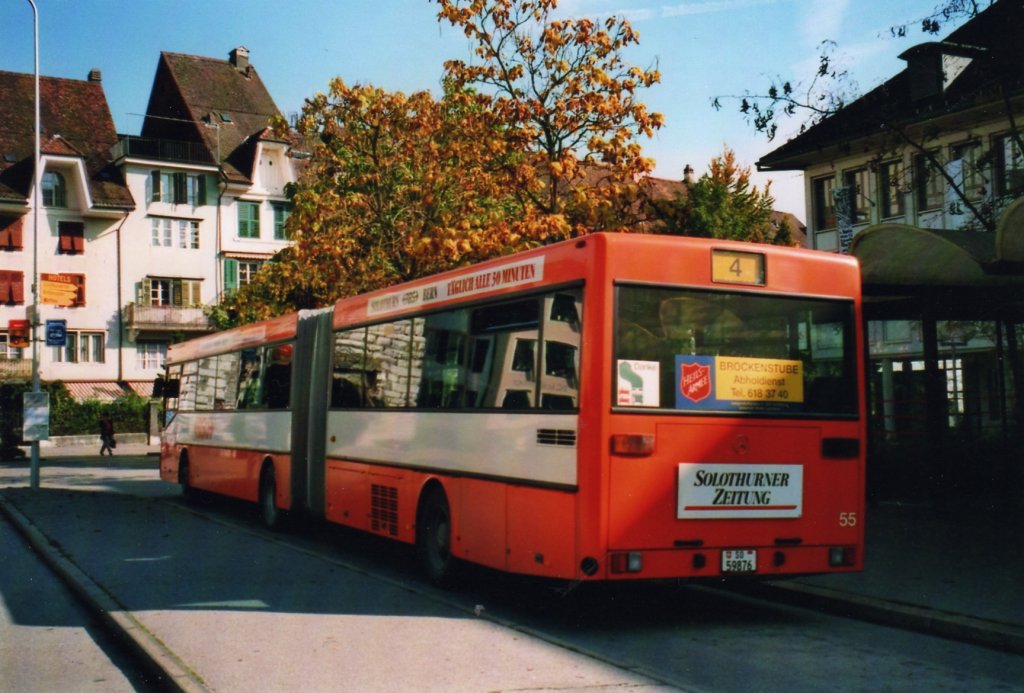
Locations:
1;447;1022;692
743;500;1024;654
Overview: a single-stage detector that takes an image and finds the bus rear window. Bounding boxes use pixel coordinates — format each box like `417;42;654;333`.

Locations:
615;285;857;416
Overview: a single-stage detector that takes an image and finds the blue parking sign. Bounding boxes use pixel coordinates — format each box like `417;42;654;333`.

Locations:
45;319;67;347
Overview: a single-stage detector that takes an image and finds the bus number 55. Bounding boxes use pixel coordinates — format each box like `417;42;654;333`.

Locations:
839;512;858;527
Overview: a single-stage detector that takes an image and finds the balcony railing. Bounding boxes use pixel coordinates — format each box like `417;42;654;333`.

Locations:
0;358;32;381
111;136;216;166
124;303;213;338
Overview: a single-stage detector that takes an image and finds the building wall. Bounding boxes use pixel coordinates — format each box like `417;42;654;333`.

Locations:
1;155;128;383
803;117;1021;251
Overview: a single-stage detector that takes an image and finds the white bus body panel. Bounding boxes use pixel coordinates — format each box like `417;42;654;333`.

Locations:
169;411;292;453
326;411;578;487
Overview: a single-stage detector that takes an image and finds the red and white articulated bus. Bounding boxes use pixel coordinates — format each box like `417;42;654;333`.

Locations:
160;233;866;584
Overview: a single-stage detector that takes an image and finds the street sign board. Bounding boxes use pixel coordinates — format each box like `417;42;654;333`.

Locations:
8;319;29;348
45;319;67;347
22;392;50;442
41;273;79;307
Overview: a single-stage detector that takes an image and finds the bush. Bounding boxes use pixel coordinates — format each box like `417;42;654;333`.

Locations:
0;381;151;446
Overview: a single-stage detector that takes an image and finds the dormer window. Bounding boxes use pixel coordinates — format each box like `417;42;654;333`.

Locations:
42;171;67;207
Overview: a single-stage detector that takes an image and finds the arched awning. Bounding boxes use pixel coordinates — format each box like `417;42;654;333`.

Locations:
850;199;1024;319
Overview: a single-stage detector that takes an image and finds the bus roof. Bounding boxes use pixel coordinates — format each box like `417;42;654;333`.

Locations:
330;233;860;328
166;311;299;365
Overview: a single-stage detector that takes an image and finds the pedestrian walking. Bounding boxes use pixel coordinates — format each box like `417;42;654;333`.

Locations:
99;416;116;456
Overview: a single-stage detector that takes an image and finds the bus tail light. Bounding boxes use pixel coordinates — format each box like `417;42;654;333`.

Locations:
610;434;655;457
829;546;857;567
610;552;644;574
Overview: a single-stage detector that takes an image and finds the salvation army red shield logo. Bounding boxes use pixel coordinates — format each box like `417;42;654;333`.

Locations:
679;361;711;403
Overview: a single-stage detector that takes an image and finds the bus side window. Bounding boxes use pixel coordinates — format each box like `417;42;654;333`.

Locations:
332;328;368;408
412;310;470;409
178;361;198;412
262;344;292;410
540;289;582;410
468;298;541;410
236;348;263;409
366;321;412;407
195;356;219;410
217;351;241;410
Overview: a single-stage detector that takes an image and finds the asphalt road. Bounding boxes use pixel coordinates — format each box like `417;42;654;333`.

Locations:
3;454;1024;692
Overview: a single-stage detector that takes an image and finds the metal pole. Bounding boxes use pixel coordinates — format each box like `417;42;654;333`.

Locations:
27;0;41;490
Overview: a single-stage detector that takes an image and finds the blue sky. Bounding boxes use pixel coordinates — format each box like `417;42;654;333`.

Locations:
2;0;964;217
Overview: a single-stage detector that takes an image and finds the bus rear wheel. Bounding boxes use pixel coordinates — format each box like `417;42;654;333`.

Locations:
259;464;284;531
417;486;457;587
179;456;195;503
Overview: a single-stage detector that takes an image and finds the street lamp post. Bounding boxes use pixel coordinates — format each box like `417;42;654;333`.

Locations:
27;0;41;490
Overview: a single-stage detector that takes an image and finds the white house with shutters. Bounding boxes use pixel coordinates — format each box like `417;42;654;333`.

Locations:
1;48;303;398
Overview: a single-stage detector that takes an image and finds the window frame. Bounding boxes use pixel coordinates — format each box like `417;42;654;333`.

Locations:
136;341;165;372
55;330;105;364
272;202;291;240
0;216;24;251
915;149;945;212
41;171;67;208
57;221;85;255
0;333;25;360
811;175;836;231
140;277;202;307
842;167;871;225
0;269;26;305
950;140;984;202
237;260;263;287
994;131;1024;197
878;159;905;220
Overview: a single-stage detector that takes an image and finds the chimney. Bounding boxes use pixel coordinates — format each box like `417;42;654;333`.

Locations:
900;44;943;102
87;68;102;83
684;164;694;185
229;46;250;73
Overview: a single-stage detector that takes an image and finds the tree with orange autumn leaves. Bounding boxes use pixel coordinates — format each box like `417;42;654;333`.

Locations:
223;80;555;322
221;0;664;323
437;0;663;229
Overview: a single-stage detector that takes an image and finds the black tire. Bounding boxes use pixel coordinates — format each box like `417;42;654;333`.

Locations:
179;456;195;503
259;464;283;530
417;485;457;586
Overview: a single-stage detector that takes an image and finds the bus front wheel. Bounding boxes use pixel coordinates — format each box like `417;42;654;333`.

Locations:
417;485;457;587
259;464;283;531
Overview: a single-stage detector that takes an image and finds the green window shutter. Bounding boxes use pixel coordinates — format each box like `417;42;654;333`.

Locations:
196;175;208;206
150;171;161;202
238;201;260;238
186;280;202;306
137;278;152;305
173;173;188;204
224;258;239;294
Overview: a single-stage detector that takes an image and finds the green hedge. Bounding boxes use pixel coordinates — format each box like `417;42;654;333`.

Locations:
0;382;150;448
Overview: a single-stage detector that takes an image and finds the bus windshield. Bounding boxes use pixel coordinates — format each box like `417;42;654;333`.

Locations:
615;285;858;417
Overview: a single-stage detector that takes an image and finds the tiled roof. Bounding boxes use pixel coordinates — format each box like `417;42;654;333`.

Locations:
141;51;282;185
0;70;134;209
758;0;1024;171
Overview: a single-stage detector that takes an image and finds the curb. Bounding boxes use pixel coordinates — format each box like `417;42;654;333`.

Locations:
0;492;209;693
730;580;1024;655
